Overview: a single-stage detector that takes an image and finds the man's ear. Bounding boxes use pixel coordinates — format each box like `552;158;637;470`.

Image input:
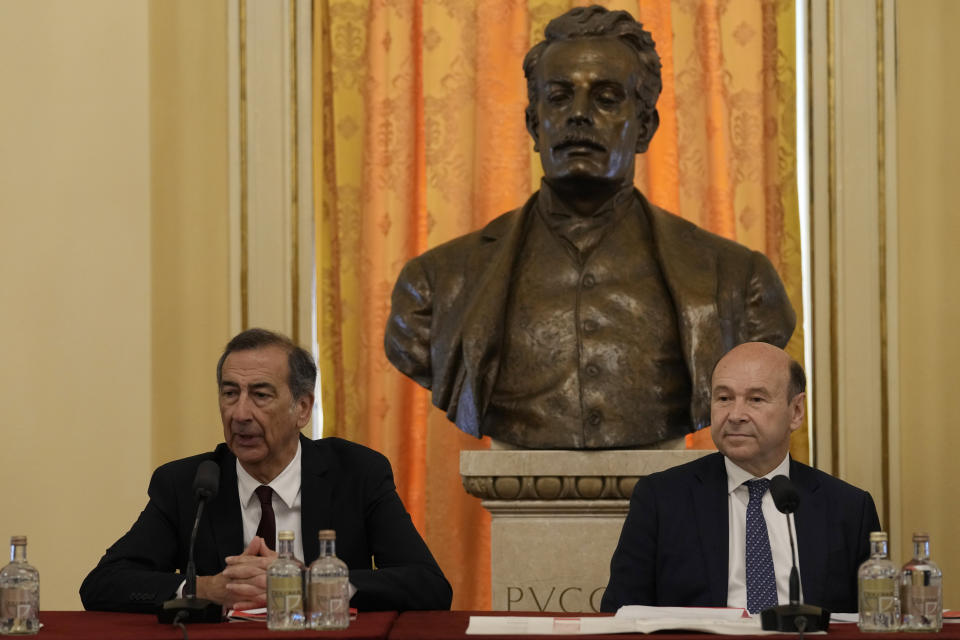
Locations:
525;105;540;152
788;392;806;433
294;393;314;429
635;108;660;154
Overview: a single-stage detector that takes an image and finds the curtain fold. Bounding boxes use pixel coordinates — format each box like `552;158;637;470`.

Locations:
314;0;804;610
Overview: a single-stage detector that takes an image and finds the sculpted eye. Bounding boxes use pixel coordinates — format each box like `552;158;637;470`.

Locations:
546;91;570;105
595;87;625;108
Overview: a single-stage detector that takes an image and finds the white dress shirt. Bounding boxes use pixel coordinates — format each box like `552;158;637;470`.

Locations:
177;443;305;597
724;454;800;609
236;441;304;562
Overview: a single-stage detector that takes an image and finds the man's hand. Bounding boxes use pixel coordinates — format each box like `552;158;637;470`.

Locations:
196;536;277;609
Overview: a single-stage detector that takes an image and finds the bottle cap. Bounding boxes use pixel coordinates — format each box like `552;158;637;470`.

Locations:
317;529;336;541
9;536;26;545
912;531;929;541
869;531;888;542
278;530;295;541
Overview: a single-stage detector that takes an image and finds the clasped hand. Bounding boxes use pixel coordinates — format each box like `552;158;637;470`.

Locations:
196;536;277;610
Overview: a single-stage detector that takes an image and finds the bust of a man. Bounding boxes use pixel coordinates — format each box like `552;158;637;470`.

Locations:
384;6;795;449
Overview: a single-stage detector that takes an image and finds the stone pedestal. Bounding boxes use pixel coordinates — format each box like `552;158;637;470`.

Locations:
460;449;711;613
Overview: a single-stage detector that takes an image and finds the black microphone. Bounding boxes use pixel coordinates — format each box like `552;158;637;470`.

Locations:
185;461;220;598
760;475;830;635
770;475;799;514
193;460;220;501
770;475;802;606
159;460;224;624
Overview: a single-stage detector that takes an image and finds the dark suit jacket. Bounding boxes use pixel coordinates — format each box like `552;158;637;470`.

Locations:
601;452;880;613
80;436;452;613
385;190;795;440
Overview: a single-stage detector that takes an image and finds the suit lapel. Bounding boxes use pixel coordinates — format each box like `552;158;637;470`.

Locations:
791;459;826;607
645;197;723;429
457;193;538;425
692;453;731;604
299;435;332;565
207;445;243;569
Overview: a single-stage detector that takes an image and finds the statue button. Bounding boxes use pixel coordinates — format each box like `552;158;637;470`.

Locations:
585;364;600;376
588;411;603;426
582;274;596;288
582;319;598;333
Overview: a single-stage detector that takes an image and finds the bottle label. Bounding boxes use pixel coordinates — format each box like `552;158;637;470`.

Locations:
904;585;941;614
268;576;303;613
861;578;895;597
1;587;35;621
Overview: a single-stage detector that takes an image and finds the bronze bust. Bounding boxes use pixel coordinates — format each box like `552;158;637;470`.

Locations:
384;6;795;449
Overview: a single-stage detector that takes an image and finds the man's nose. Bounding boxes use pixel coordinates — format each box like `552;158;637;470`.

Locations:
233;392;254;420
727;398;749;422
567;90;593;126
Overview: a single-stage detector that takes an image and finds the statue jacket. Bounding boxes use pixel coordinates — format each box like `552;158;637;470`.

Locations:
385;189;795;445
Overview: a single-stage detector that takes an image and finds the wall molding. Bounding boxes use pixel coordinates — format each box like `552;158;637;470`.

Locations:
227;0;314;346
808;0;899;537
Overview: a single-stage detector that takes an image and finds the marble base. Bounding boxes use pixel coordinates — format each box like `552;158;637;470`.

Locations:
460;449;711;612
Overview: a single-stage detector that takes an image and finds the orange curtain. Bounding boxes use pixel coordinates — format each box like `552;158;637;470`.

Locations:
314;0;803;611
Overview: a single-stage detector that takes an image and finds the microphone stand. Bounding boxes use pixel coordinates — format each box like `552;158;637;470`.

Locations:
158;496;223;623
760;511;830;635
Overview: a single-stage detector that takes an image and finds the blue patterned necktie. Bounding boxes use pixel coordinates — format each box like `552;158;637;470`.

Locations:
745;478;778;613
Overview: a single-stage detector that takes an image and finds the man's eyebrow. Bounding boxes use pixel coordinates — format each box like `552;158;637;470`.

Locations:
744;386;772;397
219;380;278;393
711;384;772;396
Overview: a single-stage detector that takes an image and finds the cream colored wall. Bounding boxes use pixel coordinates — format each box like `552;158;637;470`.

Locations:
0;0;230;610
896;1;960;610
149;0;231;467
0;1;152;611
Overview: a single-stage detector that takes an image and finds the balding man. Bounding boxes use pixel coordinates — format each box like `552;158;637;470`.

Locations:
601;342;880;614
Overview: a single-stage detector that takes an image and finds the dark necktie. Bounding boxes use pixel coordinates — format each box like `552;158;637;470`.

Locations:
745;478;777;613
255;485;276;551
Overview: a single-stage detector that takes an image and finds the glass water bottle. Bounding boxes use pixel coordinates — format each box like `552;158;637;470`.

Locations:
266;530;305;630
858;531;900;632
0;536;39;636
900;532;942;632
307;529;349;630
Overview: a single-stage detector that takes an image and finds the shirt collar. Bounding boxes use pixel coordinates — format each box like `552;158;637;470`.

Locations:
236;440;302;508
724;453;791;496
537;178;635;220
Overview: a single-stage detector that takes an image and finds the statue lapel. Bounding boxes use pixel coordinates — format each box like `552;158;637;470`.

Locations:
645;197;724;429
456;193;538;432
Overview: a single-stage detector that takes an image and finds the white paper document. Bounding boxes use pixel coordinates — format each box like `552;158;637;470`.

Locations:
616;605;748;620
466;607;782;635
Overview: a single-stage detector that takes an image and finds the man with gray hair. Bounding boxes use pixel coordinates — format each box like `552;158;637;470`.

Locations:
386;5;795;449
81;328;452;613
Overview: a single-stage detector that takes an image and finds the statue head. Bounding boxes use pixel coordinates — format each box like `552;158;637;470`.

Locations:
523;6;662;189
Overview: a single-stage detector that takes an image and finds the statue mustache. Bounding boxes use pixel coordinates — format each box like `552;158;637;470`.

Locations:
554;131;606;151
